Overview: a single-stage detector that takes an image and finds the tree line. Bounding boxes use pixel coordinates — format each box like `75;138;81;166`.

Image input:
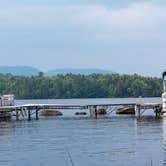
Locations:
0;73;163;99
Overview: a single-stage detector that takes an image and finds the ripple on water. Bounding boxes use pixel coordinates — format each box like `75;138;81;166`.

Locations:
0;98;164;166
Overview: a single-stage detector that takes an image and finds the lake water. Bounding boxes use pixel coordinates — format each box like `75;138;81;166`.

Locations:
0;98;165;166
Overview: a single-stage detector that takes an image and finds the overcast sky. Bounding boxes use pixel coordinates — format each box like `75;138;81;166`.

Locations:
0;0;165;76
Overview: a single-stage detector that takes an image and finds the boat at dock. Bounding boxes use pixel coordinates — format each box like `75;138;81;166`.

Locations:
0;94;14;120
0;94;14;106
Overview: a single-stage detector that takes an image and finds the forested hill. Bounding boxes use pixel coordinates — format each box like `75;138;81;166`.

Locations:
0;74;163;99
0;66;40;76
45;69;113;76
0;66;113;76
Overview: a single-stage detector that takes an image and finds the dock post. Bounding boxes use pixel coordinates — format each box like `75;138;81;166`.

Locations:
16;110;19;121
155;107;160;119
28;110;31;121
156;112;158;118
89;107;93;118
95;106;98;119
155;107;158;118
36;108;39;120
138;105;141;120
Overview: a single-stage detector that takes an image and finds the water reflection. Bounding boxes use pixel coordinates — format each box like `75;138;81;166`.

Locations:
163;118;166;165
0;121;15;138
0;98;164;166
163;118;166;145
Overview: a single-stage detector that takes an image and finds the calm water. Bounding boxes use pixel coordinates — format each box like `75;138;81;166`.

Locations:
0;98;165;166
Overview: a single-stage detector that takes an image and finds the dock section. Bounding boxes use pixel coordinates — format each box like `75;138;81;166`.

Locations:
0;102;163;121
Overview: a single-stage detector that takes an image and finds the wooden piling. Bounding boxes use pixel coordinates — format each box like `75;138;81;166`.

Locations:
138;105;141;119
28;110;31;121
16;110;19;121
155;106;161;119
95;106;98;119
155;109;158;118
36;109;39;120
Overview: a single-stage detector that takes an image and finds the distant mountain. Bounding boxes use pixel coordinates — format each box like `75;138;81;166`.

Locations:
0;66;40;76
0;66;114;76
45;69;114;76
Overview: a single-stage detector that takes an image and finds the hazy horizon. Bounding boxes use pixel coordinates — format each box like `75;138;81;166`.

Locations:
0;0;165;76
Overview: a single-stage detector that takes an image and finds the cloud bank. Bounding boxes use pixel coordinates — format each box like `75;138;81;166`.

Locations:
0;1;165;76
0;2;165;29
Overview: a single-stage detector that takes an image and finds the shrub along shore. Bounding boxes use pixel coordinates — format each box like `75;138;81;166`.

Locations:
0;73;162;99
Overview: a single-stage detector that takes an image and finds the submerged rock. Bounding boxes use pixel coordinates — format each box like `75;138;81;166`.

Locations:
40;110;63;116
96;109;107;115
116;106;135;115
75;112;87;115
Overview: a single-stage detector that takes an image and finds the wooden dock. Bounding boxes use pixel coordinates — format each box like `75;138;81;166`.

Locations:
0;102;163;121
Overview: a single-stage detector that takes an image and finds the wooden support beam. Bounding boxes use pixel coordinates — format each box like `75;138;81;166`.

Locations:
36;109;39;120
138;105;141;120
28;110;31;121
155;109;158;118
24;109;27;117
20;109;25;119
16;110;19;121
95;106;98;119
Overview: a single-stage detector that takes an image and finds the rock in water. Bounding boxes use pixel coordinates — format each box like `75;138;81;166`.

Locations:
96;109;107;115
116;106;135;114
40;110;63;116
75;112;87;115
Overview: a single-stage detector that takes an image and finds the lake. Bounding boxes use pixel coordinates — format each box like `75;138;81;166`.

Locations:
0;98;165;166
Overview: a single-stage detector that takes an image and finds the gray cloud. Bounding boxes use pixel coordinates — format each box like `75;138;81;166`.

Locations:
0;1;165;76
